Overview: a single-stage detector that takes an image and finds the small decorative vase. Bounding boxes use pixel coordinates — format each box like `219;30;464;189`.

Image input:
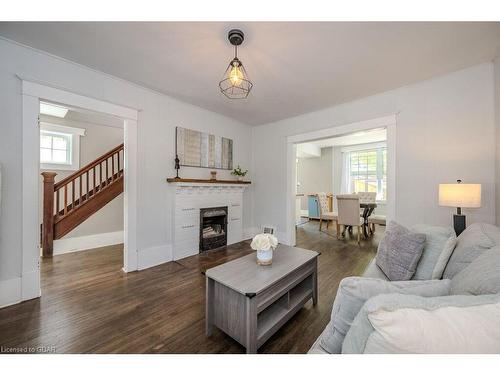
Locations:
210;171;217;180
238;176;243;182
256;248;273;266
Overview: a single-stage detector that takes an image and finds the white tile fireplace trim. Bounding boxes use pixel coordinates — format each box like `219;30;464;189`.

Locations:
169;182;250;261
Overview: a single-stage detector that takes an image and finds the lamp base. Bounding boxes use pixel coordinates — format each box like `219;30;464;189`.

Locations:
453;214;466;236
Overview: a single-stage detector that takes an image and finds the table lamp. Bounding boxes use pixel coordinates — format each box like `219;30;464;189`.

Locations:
439;180;481;236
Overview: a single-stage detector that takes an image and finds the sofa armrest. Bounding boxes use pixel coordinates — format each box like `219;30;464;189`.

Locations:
342;292;500;354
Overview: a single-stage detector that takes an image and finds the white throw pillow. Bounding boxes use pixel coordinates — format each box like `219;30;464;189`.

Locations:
364;302;500;353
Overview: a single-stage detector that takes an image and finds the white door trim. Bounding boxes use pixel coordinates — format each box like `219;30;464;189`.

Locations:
21;79;140;304
20;78;138;120
285;114;397;246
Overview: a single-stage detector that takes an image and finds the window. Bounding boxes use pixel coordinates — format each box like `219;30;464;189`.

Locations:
40;131;72;165
348;146;387;201
40;123;85;171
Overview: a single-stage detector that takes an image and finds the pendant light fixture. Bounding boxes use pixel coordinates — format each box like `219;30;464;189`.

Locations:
219;29;253;99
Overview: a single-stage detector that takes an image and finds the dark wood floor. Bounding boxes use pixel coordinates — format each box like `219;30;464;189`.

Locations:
0;221;382;353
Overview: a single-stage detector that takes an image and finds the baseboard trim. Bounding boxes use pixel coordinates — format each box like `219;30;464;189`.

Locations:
0;277;22;308
21;269;41;301
243;227;259;240
53;231;124;255
137;244;173;270
277;231;291;246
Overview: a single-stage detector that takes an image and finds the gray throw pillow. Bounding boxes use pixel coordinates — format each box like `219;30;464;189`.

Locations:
450;246;500;295
376;221;426;281
318;277;451;354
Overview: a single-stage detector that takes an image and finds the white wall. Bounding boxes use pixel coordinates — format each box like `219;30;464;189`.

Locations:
38;115;124;241
296;147;333;210
252;63;495;238
495;57;500;226
0;39;253;288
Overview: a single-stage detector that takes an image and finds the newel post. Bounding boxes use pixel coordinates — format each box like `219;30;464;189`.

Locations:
41;172;57;257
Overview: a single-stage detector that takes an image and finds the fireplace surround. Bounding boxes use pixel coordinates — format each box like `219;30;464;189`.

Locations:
168;181;250;261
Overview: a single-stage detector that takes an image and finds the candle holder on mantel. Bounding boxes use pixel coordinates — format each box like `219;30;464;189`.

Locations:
210;171;217;180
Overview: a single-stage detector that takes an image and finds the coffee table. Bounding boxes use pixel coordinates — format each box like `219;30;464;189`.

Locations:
205;244;319;353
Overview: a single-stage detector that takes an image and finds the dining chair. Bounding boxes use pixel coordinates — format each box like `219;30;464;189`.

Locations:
316;192;338;232
357;191;377;204
368;214;386;232
336;194;364;245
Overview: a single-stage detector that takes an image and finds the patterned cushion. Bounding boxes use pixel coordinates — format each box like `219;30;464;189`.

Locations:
376;221;426;281
411;224;456;280
316;192;330;215
450;246;500;295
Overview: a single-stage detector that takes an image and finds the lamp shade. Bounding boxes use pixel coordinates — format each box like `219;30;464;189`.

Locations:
439;184;481;208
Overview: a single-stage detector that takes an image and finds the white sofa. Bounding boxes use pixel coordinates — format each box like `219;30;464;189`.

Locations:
309;223;500;354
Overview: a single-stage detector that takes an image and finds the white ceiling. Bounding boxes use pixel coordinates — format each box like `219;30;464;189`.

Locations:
1;22;500;125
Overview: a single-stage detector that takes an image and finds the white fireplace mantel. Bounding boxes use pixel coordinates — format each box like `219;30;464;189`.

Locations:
169;181;250;260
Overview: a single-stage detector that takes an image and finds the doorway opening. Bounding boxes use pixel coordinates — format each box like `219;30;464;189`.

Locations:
21;80;138;304
285;115;397;246
38;101;126;285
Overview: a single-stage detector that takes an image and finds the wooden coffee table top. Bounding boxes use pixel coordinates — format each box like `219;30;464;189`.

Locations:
205;244;319;295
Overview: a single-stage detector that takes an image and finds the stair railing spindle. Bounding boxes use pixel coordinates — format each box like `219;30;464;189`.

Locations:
86;171;89;200
112;154;115;181
93;166;96;195
64;185;68;215
72;180;75;211
56;188;60;216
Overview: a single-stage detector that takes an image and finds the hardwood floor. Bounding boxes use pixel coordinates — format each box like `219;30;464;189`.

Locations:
0;221;382;354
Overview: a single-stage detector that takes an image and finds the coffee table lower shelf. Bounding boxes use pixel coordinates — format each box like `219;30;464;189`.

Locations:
257;282;313;347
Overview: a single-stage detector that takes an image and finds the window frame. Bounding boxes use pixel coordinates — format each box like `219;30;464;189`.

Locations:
342;142;387;202
39;122;85;171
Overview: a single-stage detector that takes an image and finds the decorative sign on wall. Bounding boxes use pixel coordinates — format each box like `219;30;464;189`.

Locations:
176;127;233;170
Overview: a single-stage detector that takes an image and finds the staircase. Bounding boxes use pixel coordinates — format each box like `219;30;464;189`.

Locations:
41;143;124;257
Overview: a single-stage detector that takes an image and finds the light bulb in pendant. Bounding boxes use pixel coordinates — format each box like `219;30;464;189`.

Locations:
229;64;243;85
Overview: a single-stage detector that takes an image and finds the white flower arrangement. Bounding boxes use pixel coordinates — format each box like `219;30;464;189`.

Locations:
250;233;278;251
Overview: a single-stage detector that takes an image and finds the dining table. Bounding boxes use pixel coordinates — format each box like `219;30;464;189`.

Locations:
360;202;377;238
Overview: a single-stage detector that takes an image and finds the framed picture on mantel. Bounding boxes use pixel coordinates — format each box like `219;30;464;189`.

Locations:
175;127;233;170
